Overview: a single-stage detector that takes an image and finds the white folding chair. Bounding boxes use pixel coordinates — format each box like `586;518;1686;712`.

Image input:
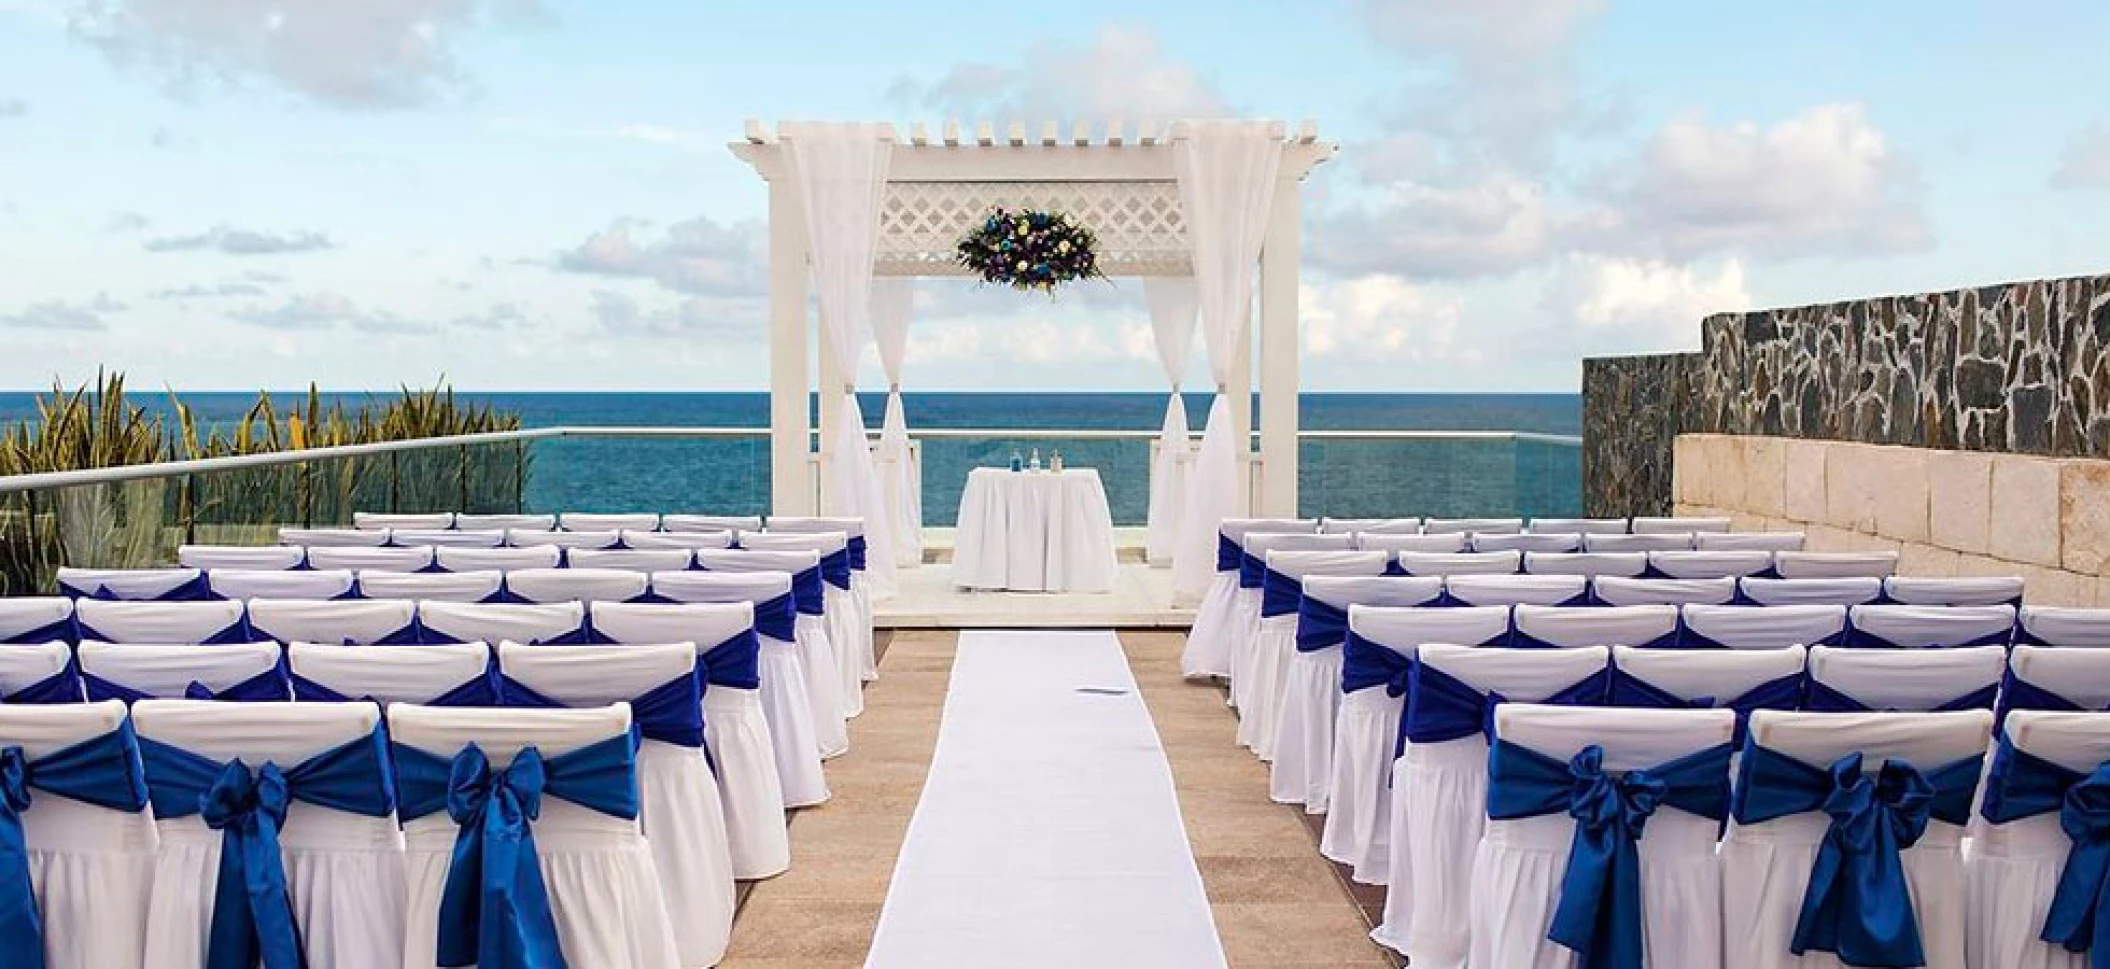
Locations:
78;641;287;702
1528;517;1629;535
621;530;733;551
246;598;418;646
1648;549;1774;579
1512;603;1680;649
1523;551;1650;578
56;567;206;601
649;569;827;808
1319;518;1422;535
1724;710;1993;969
0;597;75;644
0;640;82;702
2019;606;2110;647
663;514;763;533
1806;644;2007;712
1181;518;1315;678
1583;532;1695;553
1739;576;1884;607
389;528;504;548
694;547;847;761
1633;516;1731;534
206;568;356;602
1443;573;1588;607
567;548;695;573
279;527;388;547
505;568;649;604
1471;705;1737;969
1470;532;1581;553
1281;575;1443;812
737;531;868;717
1969;711;2110;969
414;601;589;645
1323;605;1512;886
1591;575;1738;607
1254;550;1391;790
177;545;304;570
1227;533;1355;720
453;513;555;531
1611;645;1808;724
1375;644;1612;963
0;700;157;969
1847;604;2017;649
1775;550;1900;579
500;642;735;969
588;601;790;880
304;545;434;573
435;544;562;572
513;529;619;550
1356;532;1470;554
1680;603;1849;650
1395;550;1520;577
386;703;682;969
352;512;452;530
286;640;493;704
132;699;400;968
1884;576;2025;607
2000;644;2110;716
1696;530;1806;552
1422;517;1523;536
356;570;504;603
73;599;247;644
560;512;661;532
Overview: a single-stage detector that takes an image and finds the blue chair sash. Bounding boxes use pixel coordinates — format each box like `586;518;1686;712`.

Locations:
1994;672;2110;732
418;622;589;647
1511;624;1678;650
0;661;85;705
1676;624;1848;650
139;725;394;969
1733;744;1981;967
1606;667;1804;746
787;568;826;616
1259;568;1304;619
0;617;77;647
819;549;853;591
1847;625;2015;650
0;722;148;968
1403;663;1610;752
1979;740;2110;966
1339;631;1414;697
60;574;213;603
84;660;292;704
1488;740;1733;969
749;593;799;643
846;535;868;571
696;629;762;692
287;660;550;708
1802;679;2000;715
393;736;640;969
1236;550;1267;590
1294;597;1350;653
72;618;252;646
1216;534;1241;573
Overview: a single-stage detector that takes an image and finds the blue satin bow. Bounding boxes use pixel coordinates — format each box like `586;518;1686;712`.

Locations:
139;724;395;969
1733;745;1981;967
394;736;639;969
1488;740;1732;969
0;724;148;969
1979;741;2110;966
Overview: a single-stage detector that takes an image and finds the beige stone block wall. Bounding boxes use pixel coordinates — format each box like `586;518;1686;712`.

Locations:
1673;433;2110;607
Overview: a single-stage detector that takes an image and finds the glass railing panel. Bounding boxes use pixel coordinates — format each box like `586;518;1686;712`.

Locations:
305;453;393;527
187;463;304;546
915;434;1153;526
42;479;179;573
0;491;56;595
1298;435;1520;519
1512;436;1585;519
526;434;769;515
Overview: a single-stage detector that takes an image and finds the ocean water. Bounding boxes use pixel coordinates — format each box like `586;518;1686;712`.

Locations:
0;392;1583;524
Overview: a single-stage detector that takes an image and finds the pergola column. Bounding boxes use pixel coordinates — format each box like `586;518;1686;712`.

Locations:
1256;171;1302;517
767;179;815;516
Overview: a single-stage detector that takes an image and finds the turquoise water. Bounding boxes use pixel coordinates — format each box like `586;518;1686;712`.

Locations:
0;392;1583;524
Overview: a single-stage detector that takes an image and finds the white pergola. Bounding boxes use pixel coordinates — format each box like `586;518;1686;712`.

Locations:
730;119;1337;520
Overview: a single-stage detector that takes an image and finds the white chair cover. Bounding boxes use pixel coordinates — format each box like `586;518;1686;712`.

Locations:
178;546;304;570
435;544;562;571
1697;531;1806;552
1591;575;1738;606
766;517;879;673
453;513;554;531
620;530;733;551
648;570;828;808
304;546;434;573
1422;517;1524;535
587;602;791;880
2021;607;2110;647
1968;710;2110;969
1583;532;1697;553
1471;532;1582;553
279;528;388;547
1632;516;1731;534
78;642;284;699
247;599;417;646
1471;705;1737;969
1740;577;1884;607
0;700;155;969
506;568;648;604
206;569;355;602
1513;603;1679;649
1279;576;1444;811
1524;551;1650;578
131;700;400;969
1529;518;1629;535
567;548;694;573
386;703;682;969
1376;645;1613;964
2007;645;2110;710
1884;576;2025;607
1723;710;1993;969
389;528;504;548
1396;551;1520;577
1319;518;1421;535
1443;574;1586;607
0;598;74;643
663;515;763;533
1357;532;1469;554
414;601;588;645
499;642;735;969
1775;550;1900;579
286;641;490;703
1649;549;1775;579
693;548;847;761
0;641;77;699
513;529;619;550
73;600;246;645
1808;644;2006;711
1613;644;1808;706
355;570;503;603
1321;605;1511;884
352;512;452;530
1681;604;1849;650
56;568;202;601
740;532;868;719
1255;551;1391;786
1179;518;1314;678
560;512;661;532
1228;534;1354;719
1848;604;2017;649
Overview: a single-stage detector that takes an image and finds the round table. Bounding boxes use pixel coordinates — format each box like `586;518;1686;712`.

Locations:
952;467;1118;593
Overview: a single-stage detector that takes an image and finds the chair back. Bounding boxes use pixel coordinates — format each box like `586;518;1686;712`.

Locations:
1416;644;1611;697
1584;533;1695;553
436;545;562;572
358;571;504;603
515;529;619;550
738;531;847;555
1219;518;1316;543
1807;644;2006;710
1613;644;1807;703
0;597;74;643
560;512;661;532
0;698;132;760
1513;604;1679;649
1883;576;2024;607
416;601;588;645
1495;704;1736;773
1695;531;1805;552
505;568;648;604
590;601;754;649
1632;516;1731;534
1318;518;1420;535
1423;517;1523;536
1529;518;1629;535
0;641;79;699
387;703;633;775
620;530;732;551
57;567;204;601
765;516;866;538
1347;604;1510;652
79;641;285;697
1847;604;2016;648
1301;575;1442;611
566;548;694;572
1471;533;1581;553
305;546;435;572
2007;645;2110;711
1739;577;1882;607
1397;550;1520;577
391;528;505;549
179;545;304;570
281;527;388;547
1356;532;1468;554
1680;604;1847;649
1592;576;1737;607
499;641;696;708
693;548;820;575
2003;711;2110;775
649;570;793;605
1741;709;1993;782
454;514;555;532
75;599;246;644
1263;549;1389;580
353;512;452;531
2020;607;2110;647
247;599;416;645
1445;574;1587;607
1523;552;1649;578
288;641;491;704
1774;551;1899;579
664;514;764;533
208;569;356;602
1648;550;1773;579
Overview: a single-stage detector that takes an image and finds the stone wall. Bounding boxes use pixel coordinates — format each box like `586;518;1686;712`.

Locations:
1584;272;2110;514
1673;433;2110;606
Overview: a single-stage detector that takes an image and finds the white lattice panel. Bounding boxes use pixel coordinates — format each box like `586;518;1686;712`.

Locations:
877;181;1190;277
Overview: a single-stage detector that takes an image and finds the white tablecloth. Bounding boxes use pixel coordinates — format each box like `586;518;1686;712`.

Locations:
953;468;1118;593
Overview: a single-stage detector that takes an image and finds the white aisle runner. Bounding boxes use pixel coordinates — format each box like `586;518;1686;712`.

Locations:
864;629;1229;969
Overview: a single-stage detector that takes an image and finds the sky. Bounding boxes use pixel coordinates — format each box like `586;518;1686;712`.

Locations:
2;0;2107;393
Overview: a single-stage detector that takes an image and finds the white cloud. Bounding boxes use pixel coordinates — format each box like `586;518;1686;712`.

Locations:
588;289;762;340
2051;124;2110;191
2;292;125;330
153;280;270;298
1299;275;1468;361
1312;171;1555;280
144;224;335;255
1539;254;1750;353
888;25;1230;122
556;216;765;297
234;291;431;333
0;97;25;118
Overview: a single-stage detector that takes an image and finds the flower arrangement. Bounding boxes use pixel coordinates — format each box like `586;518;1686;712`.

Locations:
955;207;1102;292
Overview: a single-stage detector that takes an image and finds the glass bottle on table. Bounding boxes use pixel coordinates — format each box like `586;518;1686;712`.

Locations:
1028;447;1042;471
1009;447;1024;472
1050;449;1065;473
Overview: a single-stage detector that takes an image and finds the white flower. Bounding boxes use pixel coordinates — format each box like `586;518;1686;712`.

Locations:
1057;241;1071;254
1016;260;1028;271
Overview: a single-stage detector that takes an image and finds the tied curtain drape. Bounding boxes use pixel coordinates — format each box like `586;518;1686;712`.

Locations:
869;279;922;569
1143;278;1198;567
1169;121;1283;602
783;121;900;599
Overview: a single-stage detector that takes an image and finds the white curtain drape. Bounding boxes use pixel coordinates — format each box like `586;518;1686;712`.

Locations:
782;121;899;598
1169;121;1283;602
869;279;922;569
1143;277;1198;567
